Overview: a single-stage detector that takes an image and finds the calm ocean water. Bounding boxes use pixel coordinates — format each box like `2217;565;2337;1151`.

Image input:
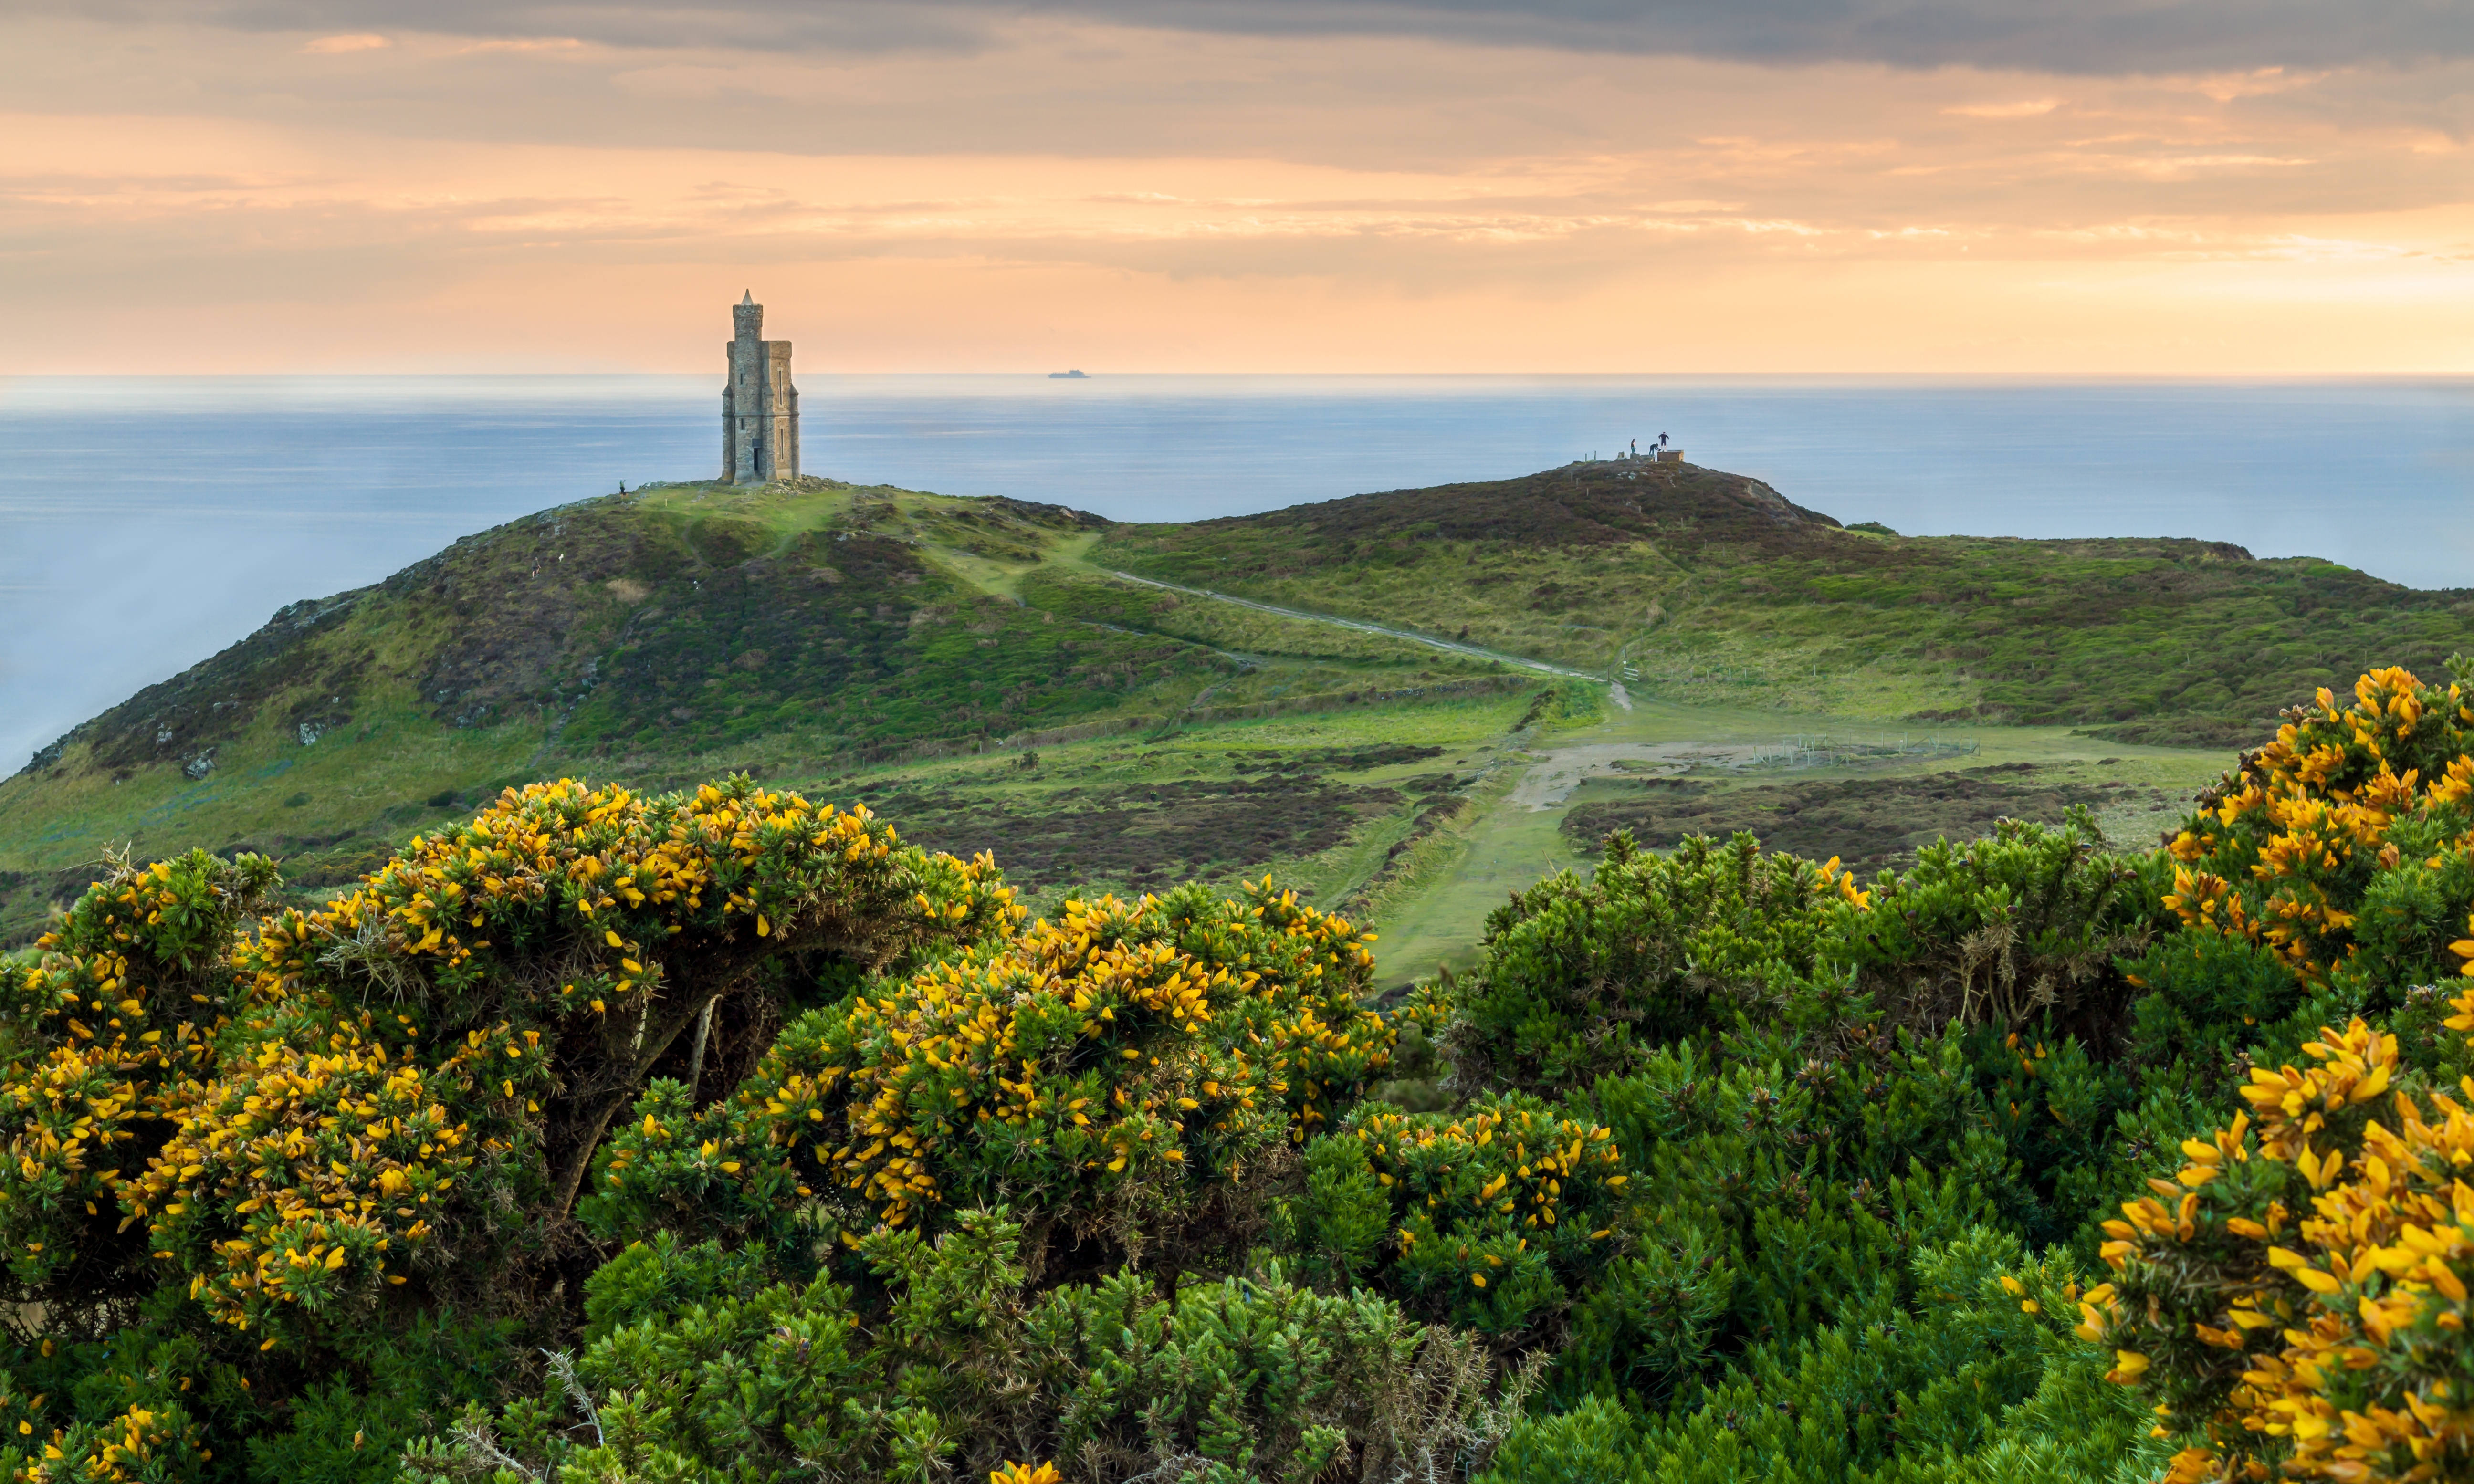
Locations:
3;374;2468;773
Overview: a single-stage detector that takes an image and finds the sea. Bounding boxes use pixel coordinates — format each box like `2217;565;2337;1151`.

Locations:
2;374;2468;773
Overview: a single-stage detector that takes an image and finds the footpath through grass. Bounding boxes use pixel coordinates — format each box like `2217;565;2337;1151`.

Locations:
1363;693;2230;988
6;457;2412;951
0;479;1508;941
1093;460;2472;746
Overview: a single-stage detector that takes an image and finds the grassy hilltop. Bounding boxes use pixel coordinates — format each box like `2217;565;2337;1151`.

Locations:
5;661;2473;1484
1089;461;2472;741
6;457;2474;1484
0;478;1509;942
4;460;2464;949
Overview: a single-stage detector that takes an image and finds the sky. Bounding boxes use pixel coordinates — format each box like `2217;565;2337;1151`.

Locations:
4;0;2471;373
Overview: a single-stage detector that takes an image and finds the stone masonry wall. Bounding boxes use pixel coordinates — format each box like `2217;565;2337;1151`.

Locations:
723;298;799;484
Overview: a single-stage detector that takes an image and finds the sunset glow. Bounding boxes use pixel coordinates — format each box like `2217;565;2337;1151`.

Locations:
4;5;2468;372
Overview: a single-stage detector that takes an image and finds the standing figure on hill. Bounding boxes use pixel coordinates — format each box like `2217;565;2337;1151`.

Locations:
723;292;800;485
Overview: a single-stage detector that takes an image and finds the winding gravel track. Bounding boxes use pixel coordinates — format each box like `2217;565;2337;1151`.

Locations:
1103;570;1602;683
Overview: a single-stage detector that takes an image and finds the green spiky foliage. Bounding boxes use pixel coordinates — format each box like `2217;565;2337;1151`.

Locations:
404;1212;1526;1484
7;659;2473;1484
578;881;1394;1281
1439;831;1867;1098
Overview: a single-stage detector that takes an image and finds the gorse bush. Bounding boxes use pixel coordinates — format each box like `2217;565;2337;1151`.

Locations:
406;1211;1527;1484
1477;1229;2172;1484
161;776;1009;1344
0;848;280;1306
1280;1097;1631;1336
584;881;1393;1276
1840;808;2154;1041
2163;667;2473;982
2070;663;2474;1483
2085;1010;2474;1483
1441;831;1867;1095
3;660;2470;1484
0;777;1010;1479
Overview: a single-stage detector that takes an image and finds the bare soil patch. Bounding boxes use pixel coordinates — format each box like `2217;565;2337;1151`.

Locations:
864;775;1414;892
1562;763;2118;866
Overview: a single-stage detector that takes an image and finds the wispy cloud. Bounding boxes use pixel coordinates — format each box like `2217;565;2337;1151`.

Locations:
32;0;2474;72
452;37;582;54
2190;67;2327;102
0;10;2466;373
1944;99;2059;118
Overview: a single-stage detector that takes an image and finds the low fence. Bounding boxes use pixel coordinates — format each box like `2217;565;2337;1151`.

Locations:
1741;733;1981;769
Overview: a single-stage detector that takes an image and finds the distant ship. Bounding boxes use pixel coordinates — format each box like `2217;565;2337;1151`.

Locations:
1047;369;1089;379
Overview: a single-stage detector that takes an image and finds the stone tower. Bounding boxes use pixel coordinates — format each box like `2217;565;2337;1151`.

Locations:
722;291;799;485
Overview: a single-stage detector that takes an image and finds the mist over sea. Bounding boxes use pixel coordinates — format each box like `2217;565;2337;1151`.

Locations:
3;373;2468;773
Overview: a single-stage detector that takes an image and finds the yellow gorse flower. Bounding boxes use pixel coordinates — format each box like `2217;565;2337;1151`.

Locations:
1;774;1015;1349
2087;664;2474;1484
2096;1006;2474;1483
1818;855;1874;910
2164;665;2474;984
6;1397;203;1484
605;879;1393;1241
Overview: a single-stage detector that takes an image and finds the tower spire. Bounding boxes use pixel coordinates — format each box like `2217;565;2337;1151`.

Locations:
723;291;796;485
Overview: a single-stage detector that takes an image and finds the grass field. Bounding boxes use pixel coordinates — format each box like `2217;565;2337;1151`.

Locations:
1092;460;2471;744
0;478;1503;939
1354;693;2228;987
775;686;1536;911
2;459;2401;959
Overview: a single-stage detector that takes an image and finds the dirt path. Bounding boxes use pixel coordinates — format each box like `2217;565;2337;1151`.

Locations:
1505;740;1781;810
1102;570;1600;681
1369;692;2232;988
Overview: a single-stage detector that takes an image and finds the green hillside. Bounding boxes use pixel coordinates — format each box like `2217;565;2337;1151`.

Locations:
5;658;2471;1484
7;459;2462;952
1091;460;2473;739
0;478;1510;942
9;458;2474;1484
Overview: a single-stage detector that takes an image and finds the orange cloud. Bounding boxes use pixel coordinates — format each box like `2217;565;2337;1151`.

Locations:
301;34;392;54
453;37;584;54
0;14;2465;373
1944;99;2060;118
